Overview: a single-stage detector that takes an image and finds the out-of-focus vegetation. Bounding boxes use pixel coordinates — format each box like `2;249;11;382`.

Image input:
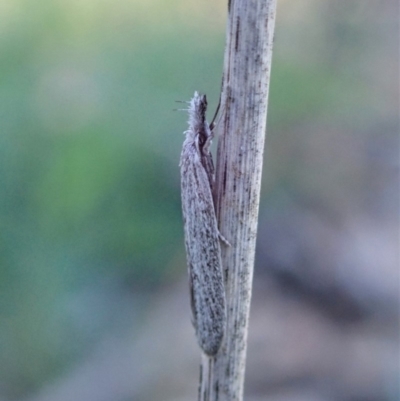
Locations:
0;0;225;396
0;1;398;400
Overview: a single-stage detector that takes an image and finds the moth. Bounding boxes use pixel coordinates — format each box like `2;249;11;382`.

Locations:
179;91;226;356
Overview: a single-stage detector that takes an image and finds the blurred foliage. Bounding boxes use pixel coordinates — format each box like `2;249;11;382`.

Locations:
0;0;226;396
0;0;397;399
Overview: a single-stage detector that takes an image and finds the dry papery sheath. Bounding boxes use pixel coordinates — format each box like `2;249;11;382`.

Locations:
179;91;226;356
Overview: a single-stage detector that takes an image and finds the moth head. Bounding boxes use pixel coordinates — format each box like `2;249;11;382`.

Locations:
184;91;211;150
192;91;208;118
189;92;207;126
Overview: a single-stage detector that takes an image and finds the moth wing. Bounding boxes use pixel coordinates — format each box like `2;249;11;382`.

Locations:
180;147;226;356
200;151;215;193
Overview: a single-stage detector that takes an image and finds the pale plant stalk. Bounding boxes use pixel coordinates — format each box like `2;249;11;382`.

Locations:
198;0;277;400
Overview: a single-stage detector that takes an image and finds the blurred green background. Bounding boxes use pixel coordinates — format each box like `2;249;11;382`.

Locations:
0;1;398;400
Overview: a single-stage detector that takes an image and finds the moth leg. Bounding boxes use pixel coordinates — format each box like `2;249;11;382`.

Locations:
208;101;225;146
210;75;224;130
204;105;223;151
209;95;221;131
218;231;231;247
